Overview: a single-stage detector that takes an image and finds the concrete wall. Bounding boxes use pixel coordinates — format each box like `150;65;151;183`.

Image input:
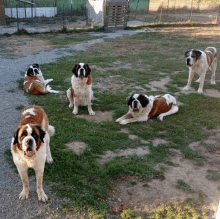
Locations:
5;7;57;18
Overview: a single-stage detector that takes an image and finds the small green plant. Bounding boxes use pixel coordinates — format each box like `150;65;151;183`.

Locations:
176;179;193;192
130;180;137;185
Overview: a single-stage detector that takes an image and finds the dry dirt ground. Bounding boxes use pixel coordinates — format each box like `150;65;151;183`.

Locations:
3;26;220;218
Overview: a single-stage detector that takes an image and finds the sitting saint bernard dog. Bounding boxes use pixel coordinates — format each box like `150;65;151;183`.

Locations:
116;94;179;125
66;63;95;115
183;47;217;93
11;105;54;202
24;64;59;95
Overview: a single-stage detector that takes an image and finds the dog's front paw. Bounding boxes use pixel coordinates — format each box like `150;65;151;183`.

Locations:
183;86;189;91
89;110;95;116
119;120;128;125
210;80;216;85
116;117;122;123
157;115;163;121
69;103;73;108
197;89;203;94
72;110;78;115
46;156;53;163
19;189;29;200
37;190;48;202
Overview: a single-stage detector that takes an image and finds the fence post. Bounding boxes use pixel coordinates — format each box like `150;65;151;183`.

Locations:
16;5;19;32
24;3;26;22
135;0;140;19
63;3;65;29
189;0;193;21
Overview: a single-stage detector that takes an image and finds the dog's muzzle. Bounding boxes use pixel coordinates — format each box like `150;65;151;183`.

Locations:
186;58;192;66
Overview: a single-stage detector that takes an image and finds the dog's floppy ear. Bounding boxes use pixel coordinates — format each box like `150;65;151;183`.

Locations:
137;94;149;108
26;68;34;76
13;126;21;144
184;50;190;58
72;64;78;76
126;94;134;106
84;64;91;74
37;126;46;143
193;49;202;60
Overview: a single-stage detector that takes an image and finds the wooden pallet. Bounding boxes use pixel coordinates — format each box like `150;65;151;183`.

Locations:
104;1;128;30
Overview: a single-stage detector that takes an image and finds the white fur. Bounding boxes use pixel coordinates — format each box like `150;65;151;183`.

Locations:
183;47;217;93
23;108;36;116
116;94;178;125
11;125;54;202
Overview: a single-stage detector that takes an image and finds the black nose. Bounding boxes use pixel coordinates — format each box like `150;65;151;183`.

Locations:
79;69;84;76
26;138;33;146
187;58;191;65
133;100;138;109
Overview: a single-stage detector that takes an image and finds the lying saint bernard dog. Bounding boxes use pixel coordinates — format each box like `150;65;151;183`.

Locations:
116;94;179;125
11;105;54;202
66;63;95;115
183;47;217;93
24;64;59;95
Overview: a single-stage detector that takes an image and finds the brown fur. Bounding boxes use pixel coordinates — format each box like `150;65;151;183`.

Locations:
86;75;92;85
24;76;48;95
148;97;173;119
205;48;218;66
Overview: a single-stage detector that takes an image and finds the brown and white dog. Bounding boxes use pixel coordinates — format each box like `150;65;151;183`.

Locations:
66;63;95;115
11;105;54;202
116;94;178;125
24;64;59;95
183;47;217;93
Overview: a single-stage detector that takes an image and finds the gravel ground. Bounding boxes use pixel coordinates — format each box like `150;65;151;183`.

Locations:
0;28;146;219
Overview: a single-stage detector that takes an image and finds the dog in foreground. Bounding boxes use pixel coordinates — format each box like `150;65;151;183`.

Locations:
116;94;178;125
66;63;95;115
11;105;54;202
183;47;217;93
24;63;59;95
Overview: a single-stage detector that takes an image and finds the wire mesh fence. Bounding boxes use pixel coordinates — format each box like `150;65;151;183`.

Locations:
1;0;220;34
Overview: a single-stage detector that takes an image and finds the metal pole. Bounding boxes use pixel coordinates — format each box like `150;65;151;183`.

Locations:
63;3;65;29
16;5;19;32
135;0;140;19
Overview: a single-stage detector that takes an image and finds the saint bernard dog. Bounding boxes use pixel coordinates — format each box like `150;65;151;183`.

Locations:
116;94;179;125
11;105;54;202
24;63;59;95
183;47;217;93
66;63;95;115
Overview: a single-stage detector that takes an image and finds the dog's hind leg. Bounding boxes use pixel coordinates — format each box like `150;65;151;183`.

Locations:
44;79;53;85
45;133;53;163
157;105;179;121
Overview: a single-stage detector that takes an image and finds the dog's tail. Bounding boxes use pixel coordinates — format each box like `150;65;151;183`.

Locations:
48;125;55;137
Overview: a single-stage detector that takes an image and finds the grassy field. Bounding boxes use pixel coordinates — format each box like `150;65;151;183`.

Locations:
11;29;220;218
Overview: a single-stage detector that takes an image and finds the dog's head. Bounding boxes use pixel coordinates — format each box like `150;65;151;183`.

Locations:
72;63;91;79
26;64;42;77
185;49;202;67
12;124;46;157
127;94;149;112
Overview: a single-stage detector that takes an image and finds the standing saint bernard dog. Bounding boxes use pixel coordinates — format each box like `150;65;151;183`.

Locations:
11;105;54;202
66;63;95;115
116;94;178;125
24;64;59;95
183;47;217;93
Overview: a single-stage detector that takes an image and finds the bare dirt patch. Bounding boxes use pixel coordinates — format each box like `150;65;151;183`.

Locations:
76;110;113;122
65;141;88;155
2;36;53;57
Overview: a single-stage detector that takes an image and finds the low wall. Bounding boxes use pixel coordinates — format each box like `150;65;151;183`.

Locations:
5;7;57;18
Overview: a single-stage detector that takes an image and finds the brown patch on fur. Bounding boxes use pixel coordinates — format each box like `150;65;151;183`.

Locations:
20;105;49;131
24;76;48;95
70;87;75;99
148;97;173;119
86;75;92;85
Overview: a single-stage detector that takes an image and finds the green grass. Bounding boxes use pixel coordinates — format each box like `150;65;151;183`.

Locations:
10;30;220;217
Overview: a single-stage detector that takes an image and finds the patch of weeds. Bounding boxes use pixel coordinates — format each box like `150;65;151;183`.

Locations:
7;88;16;93
15;28;30;35
129;180;137;186
15;104;24;110
206;170;220;181
176;179;193;192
